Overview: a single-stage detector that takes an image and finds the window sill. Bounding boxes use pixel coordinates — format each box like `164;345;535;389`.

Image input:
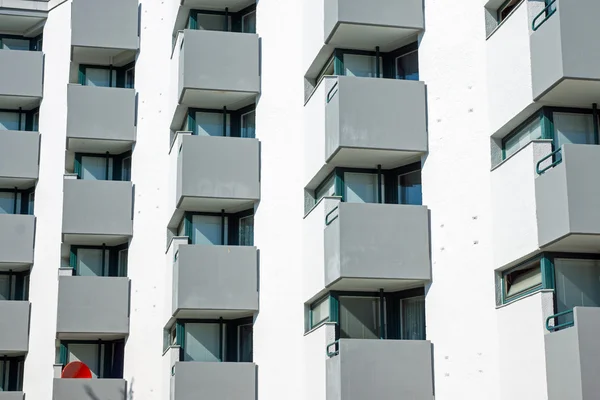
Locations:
496;288;553;309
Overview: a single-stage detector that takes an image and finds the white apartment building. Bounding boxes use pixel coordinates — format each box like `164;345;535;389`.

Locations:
0;0;598;399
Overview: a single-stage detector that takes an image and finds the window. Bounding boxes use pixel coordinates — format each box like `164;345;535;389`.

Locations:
241;110;256;138
194;111;231;137
0;357;24;391
497;0;520;23
79;64;136;88
344;172;382;203
196;13;230;31
242;10;256;33
502;116;542;159
395;50;419;81
343;54;382;78
503;259;542;301
398;170;422;205
0;271;29;301
0;111;24;131
554;258;600;313
400;296;426;340
70;244;129;277
310;296;330;328
553;112;596;148
60;340;124;379
74;152;132;181
0;190;34;215
172;319;253;363
183;210;254;245
339;296;382;339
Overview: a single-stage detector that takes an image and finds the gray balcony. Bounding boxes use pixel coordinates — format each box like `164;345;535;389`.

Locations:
0;50;43;109
66;85;136;153
171;29;259;130
62;178;133;245
327;339;434;400
175;135;260;214
171;245;258;319
0;215;35;268
171;362;256;400
0;130;40;188
56;276;129;339
71;0;138;65
530;0;600;106
53;378;127;400
535;144;600;252
325;76;426;169
324;202;431;291
304;0;423;76
0;393;24;400
545;307;600;400
0;301;30;354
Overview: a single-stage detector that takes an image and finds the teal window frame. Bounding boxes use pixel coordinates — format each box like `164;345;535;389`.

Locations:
0;33;43;51
316;42;418;84
500;106;600;160
0;188;35;215
188;4;256;33
0;107;40;131
496;0;520;24
311;162;422;205
0;356;24;391
180;209;254;246
165;317;253;362
78;62;136;88
0;270;30;301
74;151;132;181
185;105;255;137
69;244;128;277
58;339;125;379
307;287;426;341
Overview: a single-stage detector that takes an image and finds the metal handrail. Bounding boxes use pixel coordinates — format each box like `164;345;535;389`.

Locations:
532;0;557;31
546;309;574;332
326;81;339;103
326;340;340;357
536;147;562;175
325;206;339;226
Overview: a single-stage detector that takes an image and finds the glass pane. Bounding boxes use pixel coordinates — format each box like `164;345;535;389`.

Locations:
122;157;132;181
311;297;330;327
555;258;600;312
77;248;108;276
0;275;11;300
554;112;596;147
81;156;108;180
503;117;542;159
238;324;253;362
505;262;542;298
191;215;226;245
0;192;15;214
125;68;135;89
118;249;128;277
345;172;380;203
68;344;101;378
343;54;382;78
195;112;230;137
0;360;9;391
401;296;426;340
184;323;221;362
396;51;419;81
339;296;381;339
398;170;422;205
86;68;114;87
241;111;256;138
242;10;256;33
239;215;254;246
33;112;39;131
2;38;30;51
27;192;34;215
197;13;228;31
0;112;21;131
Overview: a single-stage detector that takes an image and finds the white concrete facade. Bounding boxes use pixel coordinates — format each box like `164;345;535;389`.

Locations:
2;0;596;399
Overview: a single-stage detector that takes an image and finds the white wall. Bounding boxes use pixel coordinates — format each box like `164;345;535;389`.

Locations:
22;2;70;399
497;292;554;400
253;0;306;399
420;0;500;398
303;77;327;188
491;141;552;269
303;323;336;400
302;0;325;77
123;0;171;399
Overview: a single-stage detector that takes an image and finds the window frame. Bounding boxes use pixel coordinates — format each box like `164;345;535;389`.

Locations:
58;339;125;379
78;62;136;88
0;270;30;301
185;105;255;137
74;151;132;181
0;188;35;215
0;108;39;132
0;34;43;51
181;209;254;246
0;356;25;391
188;4;257;33
496;0;522;24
